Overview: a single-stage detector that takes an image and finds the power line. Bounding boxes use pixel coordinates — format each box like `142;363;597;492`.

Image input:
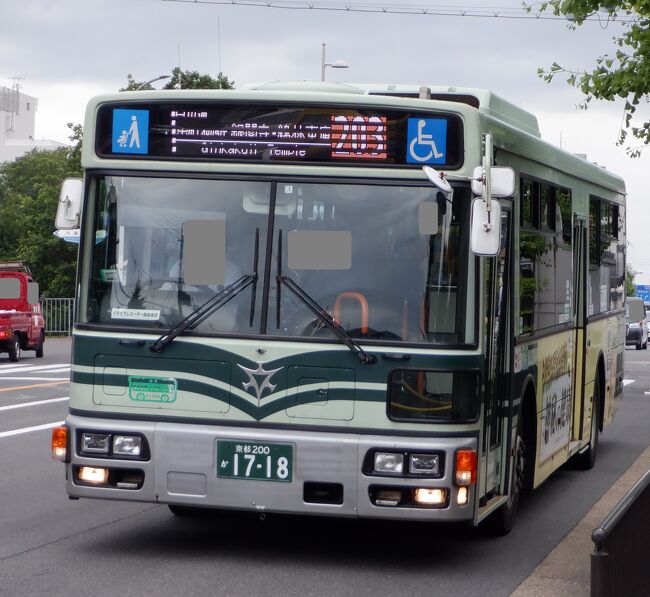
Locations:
160;0;639;23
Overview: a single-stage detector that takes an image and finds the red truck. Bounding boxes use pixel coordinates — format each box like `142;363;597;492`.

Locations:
0;262;45;362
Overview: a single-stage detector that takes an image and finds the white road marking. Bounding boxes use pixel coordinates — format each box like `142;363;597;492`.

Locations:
0;364;71;375
0;396;69;412
0;421;64;439
623;379;635;386
0;377;70;381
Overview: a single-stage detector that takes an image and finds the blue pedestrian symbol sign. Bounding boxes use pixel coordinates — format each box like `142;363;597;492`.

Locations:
112;109;149;154
406;118;447;164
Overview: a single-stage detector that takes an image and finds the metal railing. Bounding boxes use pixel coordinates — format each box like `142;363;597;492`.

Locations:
42;298;75;335
591;468;650;597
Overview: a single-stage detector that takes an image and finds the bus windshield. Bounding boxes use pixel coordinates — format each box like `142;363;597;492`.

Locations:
83;175;472;345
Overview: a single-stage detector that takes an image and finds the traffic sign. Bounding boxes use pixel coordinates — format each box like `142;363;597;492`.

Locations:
634;284;650;303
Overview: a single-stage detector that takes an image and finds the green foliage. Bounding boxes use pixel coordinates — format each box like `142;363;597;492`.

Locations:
531;0;650;155
119;73;152;91
163;68;234;90
626;265;637;296
120;69;235;92
66;122;83;166
0;149;82;297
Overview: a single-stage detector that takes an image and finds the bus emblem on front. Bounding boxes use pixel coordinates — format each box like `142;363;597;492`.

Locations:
238;362;283;401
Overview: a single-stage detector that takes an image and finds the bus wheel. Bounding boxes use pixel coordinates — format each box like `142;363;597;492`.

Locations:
8;334;21;362
486;421;525;536
576;380;600;470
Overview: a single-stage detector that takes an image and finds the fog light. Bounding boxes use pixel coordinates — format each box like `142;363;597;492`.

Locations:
409;453;440;475
52;426;67;461
413;488;446;506
374;452;404;474
457;486;469;505
78;466;109;484
113;435;142;457
374;489;402;506
81;432;110;454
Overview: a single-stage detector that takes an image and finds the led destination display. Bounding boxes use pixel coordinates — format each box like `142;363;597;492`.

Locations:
169;111;387;160
96;102;463;167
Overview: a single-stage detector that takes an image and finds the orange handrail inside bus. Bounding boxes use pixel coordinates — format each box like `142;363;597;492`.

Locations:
334;292;369;335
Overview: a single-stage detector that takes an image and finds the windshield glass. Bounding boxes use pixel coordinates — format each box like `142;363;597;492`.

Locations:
83;176;269;333
82;175;473;345
271;182;471;343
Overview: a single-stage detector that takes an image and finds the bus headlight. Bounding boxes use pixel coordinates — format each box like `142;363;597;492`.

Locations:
374;452;404;474
113;435;143;457
81;432;110;454
409;453;440;475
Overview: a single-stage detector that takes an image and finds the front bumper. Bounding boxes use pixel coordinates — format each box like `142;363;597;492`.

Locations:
64;414;477;522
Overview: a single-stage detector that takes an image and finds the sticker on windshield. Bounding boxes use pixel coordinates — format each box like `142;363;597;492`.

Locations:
128;376;177;403
111;308;160;321
406;118;447;164
112;109;149;154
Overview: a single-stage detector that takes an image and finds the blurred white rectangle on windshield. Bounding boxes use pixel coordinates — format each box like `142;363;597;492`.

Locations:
287;231;351;270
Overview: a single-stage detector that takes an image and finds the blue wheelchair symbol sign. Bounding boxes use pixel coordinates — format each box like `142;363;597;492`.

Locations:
406;118;447;164
112;109;149;154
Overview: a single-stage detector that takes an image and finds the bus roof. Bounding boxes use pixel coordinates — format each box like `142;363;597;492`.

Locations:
353;83;541;138
83;83;626;195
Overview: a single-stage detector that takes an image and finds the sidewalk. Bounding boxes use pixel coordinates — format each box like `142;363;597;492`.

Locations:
510;445;650;596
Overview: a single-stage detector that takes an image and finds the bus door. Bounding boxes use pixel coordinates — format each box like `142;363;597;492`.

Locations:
571;218;587;444
481;209;511;498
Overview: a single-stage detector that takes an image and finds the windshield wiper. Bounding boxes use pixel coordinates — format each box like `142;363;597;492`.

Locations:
149;228;260;353
149;275;255;353
276;230;376;365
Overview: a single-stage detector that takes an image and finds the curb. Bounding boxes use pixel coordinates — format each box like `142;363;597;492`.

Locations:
510;445;650;596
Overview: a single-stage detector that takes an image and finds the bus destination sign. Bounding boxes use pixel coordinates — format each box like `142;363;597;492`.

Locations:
96;102;462;167
167;110;387;160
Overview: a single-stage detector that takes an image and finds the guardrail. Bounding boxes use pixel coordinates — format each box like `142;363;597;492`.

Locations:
591;468;650;597
42;298;75;336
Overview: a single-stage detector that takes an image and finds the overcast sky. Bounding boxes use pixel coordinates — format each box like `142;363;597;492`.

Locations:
3;0;649;279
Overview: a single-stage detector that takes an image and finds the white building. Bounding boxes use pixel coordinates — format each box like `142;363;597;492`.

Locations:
0;85;66;163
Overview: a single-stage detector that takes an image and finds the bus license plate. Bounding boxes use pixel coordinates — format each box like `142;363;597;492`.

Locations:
217;441;293;482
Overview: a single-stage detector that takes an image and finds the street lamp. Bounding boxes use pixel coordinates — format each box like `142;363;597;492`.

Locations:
136;75;171;91
320;43;349;81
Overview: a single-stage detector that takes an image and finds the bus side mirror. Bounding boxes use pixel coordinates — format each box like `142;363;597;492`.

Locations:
470;198;501;256
471;166;515;198
56;178;83;230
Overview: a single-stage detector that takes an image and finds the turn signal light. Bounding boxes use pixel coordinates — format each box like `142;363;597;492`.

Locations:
52;426;67;461
455;449;477;486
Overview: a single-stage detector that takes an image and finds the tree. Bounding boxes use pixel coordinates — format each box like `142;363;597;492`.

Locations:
66;121;83;166
0;148;81;297
119;69;235;92
532;1;650;155
627;265;637;296
163;68;234;90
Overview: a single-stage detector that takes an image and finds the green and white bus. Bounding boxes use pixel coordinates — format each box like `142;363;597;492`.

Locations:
53;82;626;533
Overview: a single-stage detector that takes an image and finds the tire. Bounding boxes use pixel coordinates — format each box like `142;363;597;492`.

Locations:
8;334;21;362
636;341;642;350
35;331;44;358
485;417;526;536
643;340;648;350
576;379;600;470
